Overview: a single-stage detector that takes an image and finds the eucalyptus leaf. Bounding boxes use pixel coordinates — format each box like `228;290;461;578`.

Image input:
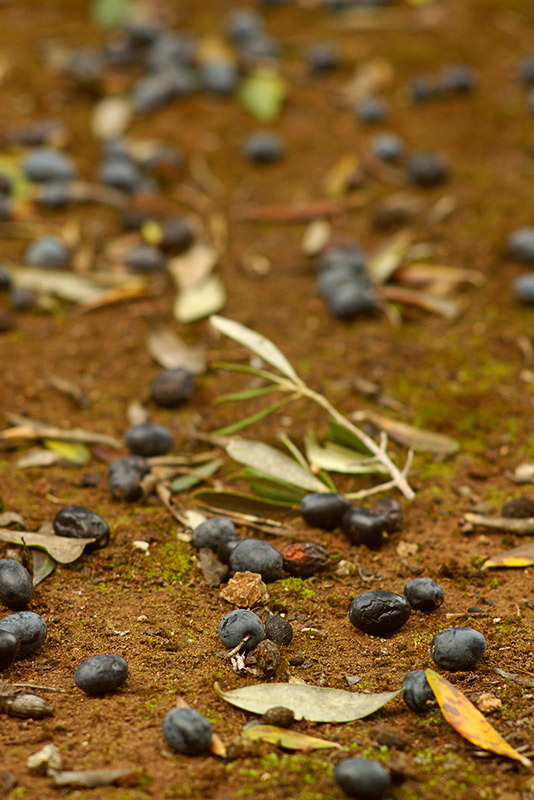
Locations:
210;316;300;382
216;386;280;404
0;529;94;563
225;438;329;493
32;549;56;586
304;431;386;475
215;682;401;723
174;276;226;324
243;725;343;751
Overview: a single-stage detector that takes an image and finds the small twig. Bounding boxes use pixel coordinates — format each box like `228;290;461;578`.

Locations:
463;513;534;536
240;195;365;223
225;635;251;658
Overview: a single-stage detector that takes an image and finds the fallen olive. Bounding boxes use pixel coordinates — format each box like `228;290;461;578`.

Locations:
24;236;70;268
74;653;128;695
371;495;403;533
265;614;293;646
0;558;34;610
0;611;47;657
349;590;411;637
280;542;330;577
108;455;150;502
334;757;391;800
404;577;444;612
430;627;487;671
151;368;195;408
229;538;283;583
191;517;236;550
401;670;434;713
341;508;388;550
300;492;350;531
502;496;534;518
0;629;19;669
162;707;213;755
125;422;174;457
53;505;110;552
218;608;264;653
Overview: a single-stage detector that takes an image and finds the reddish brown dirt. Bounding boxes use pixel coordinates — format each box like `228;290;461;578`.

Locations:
1;1;534;799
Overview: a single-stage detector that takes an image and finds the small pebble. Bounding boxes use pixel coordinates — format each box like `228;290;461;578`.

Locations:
260;706;295;727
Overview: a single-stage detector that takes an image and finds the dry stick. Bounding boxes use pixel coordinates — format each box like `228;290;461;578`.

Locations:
240;195;365;223
463;513;534;535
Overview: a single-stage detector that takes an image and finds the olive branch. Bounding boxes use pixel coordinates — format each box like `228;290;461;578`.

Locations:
209;315;415;501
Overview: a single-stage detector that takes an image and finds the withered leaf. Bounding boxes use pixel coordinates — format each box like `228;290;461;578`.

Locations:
483;542;534;570
174;276;226;324
243;725;342;751
0;529;93;563
354;410;459;455
146;321;207;374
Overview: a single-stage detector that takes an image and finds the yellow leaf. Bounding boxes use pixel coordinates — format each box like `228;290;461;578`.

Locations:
141;219;163;246
44;439;91;465
483;543;534;570
322;154;360;198
243;725;342;752
425;669;531;767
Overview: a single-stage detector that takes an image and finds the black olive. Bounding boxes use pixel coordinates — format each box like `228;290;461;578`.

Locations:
349;590;411;637
430;627;487;671
53;505;110;552
300;492;350;531
404;578;444;612
341;508;388;550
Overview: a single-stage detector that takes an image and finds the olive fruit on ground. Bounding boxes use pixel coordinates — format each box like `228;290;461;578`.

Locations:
514;274;534;304
265;614;293;646
508;228;534;262
229;538;283;583
200;61;238;95
217;535;241;564
408;75;439;103
145;31;197;72
519;55;534;86
226;8;263;44
401;670;434;713
502;496;534;518
162;707;212;755
10;287;37;311
371;132;404;162
318;244;367;274
323;282;378;321
218;609;264;653
439;64;477;95
24;236;70;268
341;508;388;550
371;495;403;533
191;517;236;550
430;627;487;671
349;590;411;637
300;492;350;531
242;131;286;164
125;422;173;457
22;147;77;182
0;266;12;291
158;217;194;253
97;156;143;193
0;629;19;669
124;243;166;273
35;181;70;209
355;96;389;123
108;455;150;502
0;611;47;657
151;368;195;408
53;505;110;552
280;542;330;577
0;559;34;610
406;152;448;186
306;42;340;74
404;578;444;612
334;757;391;800
74;654;128;695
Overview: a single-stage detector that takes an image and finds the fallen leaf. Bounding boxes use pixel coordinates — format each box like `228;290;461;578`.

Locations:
378;285;462;320
367;230;413;285
0;512;25;527
241;196;365;223
353;410;459;455
43;440;91;465
50;769;132;789
46;375;90;409
322;154;360;198
2;415;121;448
168;243;219;291
304;430;386;475
174;276;226;324
214;682;401;723
225;438;328;493
16;450;61;469
302;219;331;257
425;669;531;768
146;321;207;374
483;542;534;569
243;725;342;751
91;95;132;140
32;549;56;586
192;488;296;515
169;458;223;494
0;529;93;563
238;68;288;122
209;733;227;758
396;264;485;288
4;265;146;305
463;513;534;536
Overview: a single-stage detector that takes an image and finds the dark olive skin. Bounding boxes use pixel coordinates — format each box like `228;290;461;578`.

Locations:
0;630;20;670
265;614;293;646
74;654;128;695
0;611;47;657
334;758;391;800
401;670;435;713
151;368;195;408
229;538;283;583
218;609;264;653
108;455;150;502
162;708;213;755
404;578;444;612
300;493;350;531
349;590;411;637
192;518;236;550
430;627;487;671
341;508;388;550
53;505;110;552
0;559;34;610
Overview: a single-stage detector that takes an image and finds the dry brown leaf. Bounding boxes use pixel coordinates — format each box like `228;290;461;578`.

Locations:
2;415;121;448
426;669;531;767
396;264;485;288
146;320;207;374
243;725;342;752
483;542;534;569
353;410;459;454
0;529;93;563
167;242;219;290
378;285;462;320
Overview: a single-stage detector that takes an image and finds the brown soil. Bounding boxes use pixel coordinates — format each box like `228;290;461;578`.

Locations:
1;0;534;798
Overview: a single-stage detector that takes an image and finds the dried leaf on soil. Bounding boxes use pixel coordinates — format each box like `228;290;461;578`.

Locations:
215;682;401;723
2;415;122;448
192;488;296;515
16;449;61;469
146;321;207;373
43;439;91;465
4;266;146;305
425;670;531;767
211;315;300;382
168;243;219;291
243;725;343;751
174;276;226;324
378;285;462;320
32;549;56;585
463;513;534;536
50;769;133;788
353;410;459;454
238;68;288;122
91;96;132;140
225;438;328;493
304;430;386;475
0;528;93;563
367;230;412;285
482;542;534;569
169;458;223;494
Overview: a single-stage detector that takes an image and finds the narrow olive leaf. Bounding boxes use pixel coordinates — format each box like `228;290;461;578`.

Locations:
241;471;307;504
174;276;227;324
0;529;93;563
225;438;329;493
43;440;91;465
243;725;343;752
328;419;374;455
378;285;461;320
32;549;56;586
238;68;288;122
169;458;223;494
215;682;401;723
146;322;207;374
192;489;297;515
483;542;534;570
5;266;146;304
463;513;534;536
91;95;132;140
1;417;121;449
304;431;386;475
367;230;412;286
16;449;61;469
210;316;300;382
213;395;296;436
425;669;531;768
354;410;459;455
215;386;280;404
396;264;485;288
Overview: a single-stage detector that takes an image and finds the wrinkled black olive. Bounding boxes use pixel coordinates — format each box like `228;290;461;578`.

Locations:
125;422;173;457
0;611;47;657
341;508;388;550
53;505;110;552
430;627;487;671
108;455;150;502
242;132;286;164
349;590;411;637
401;670;434;713
218;608;264;652
300;492;350;531
265;614;293;646
0;559;34;610
229;538;283;583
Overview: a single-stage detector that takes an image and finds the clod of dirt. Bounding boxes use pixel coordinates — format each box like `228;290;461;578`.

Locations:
74;653;129;695
475;692;502;714
220;571;269;608
265;614;293;646
197;548;229;587
27;743;62;775
368;725;410;750
260;706;295;728
349;590;411;637
280;542;331;577
0;558;34;610
245;639;281;676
